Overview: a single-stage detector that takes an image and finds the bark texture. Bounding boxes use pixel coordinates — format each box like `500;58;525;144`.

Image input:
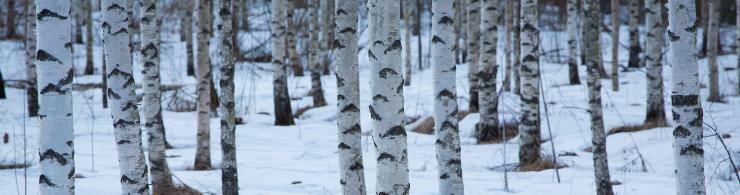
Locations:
368;0;410;194
194;0;213;170
286;0;303;76
272;0;295;126
610;0;619;91
334;0;367;193
668;1;706;194
36;0;75;193
644;0;667;126
518;0;541;167
432;0;465;193
321;0;336;75
503;0;514;91
184;0;196;76
566;0;580;85
466;0;481;112
84;0;94;75
403;0;415;86
476;0;500;143
101;0;150;193
309;0;327;107
584;1;615;194
737;0;740;94
218;0;239;193
25;0;38;117
6;0;17;38
706;0;721;102
627;0;641;68
512;0;521;95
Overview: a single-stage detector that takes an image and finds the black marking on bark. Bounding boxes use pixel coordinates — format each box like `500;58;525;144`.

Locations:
36;50;61;64
336;9;348;16
113;119;136;129
379;68;398;79
440;173;450;179
436;89;454;100
432;36;446;44
37;9;68;21
671;95;698;107
112;28;129;36
343;123;361;134
122;102;137;111
377;153;396;161
382;126;406;138
373;94;389;102
368;50;376;60
107;4;125;11
122;77;136;88
673;126;691;137
40;149;68;165
349;161;363;171
39;175;56;186
679;145;704;155
369;106;382;120
338;143;351;149
107;88;121;99
109;68;133;78
667;31;679;41
384;40;402;54
438;16;454;25
121;175;138;184
339;27;356;34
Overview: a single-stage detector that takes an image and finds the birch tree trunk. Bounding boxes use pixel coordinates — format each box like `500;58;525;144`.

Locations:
476;0;500;143
610;0;619;91
36;0;75;193
184;0;196;76
74;0;84;44
737;0;740;94
5;0;17;39
217;0;239;193
466;0;481;112
101;0;150;193
241;0;250;31
194;0;214;170
368;0;410;194
403;0;414;86
512;0;521;95
286;0;303;76
518;0;542;169
566;0;580;85
584;1;615;194
456;0;465;65
706;0;721;102
321;0;336;75
84;0;94;75
432;0;465;193
334;0;367;193
140;0;175;193
627;0;641;68
503;0;513;91
309;0;327;107
668;1;706;194
25;0;38;117
272;0;296;126
644;0;667;126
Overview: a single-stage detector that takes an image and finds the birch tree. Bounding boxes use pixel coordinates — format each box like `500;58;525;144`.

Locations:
272;0;295;125
668;1;706;194
184;0;195;76
476;0;500;143
432;0;465;193
309;0;326;107
286;0;303;76
194;0;213;170
73;0;83;43
368;0;410;194
84;0;94;75
25;0;38;117
5;0;17;38
610;0;619;91
218;0;239;193
334;0;367;193
403;0;414;86
706;0;721;102
101;0;150;193
321;0;336;75
503;0;514;91
512;0;521;95
584;1;615;194
566;0;580;85
518;0;542;169
644;0;667;126
36;0;75;193
627;0;640;68
466;0;481;112
737;0;740;94
140;0;175;193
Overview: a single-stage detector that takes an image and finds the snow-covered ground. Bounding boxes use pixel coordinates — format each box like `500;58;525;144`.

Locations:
0;25;739;194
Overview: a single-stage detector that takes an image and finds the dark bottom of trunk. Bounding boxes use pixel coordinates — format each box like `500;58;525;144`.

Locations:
210;82;219;116
569;62;581;85
221;166;239;195
187;63;195;76
27;88;39;117
292;63;304;77
469;91;479;113
518;138;541;167
84;62;94;75
475;122;500;143
274;97;295;126
644;109;668;127
193;161;212;170
707;94;723;103
0;72;5;99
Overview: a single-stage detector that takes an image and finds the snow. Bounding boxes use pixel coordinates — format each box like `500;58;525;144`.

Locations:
0;24;739;195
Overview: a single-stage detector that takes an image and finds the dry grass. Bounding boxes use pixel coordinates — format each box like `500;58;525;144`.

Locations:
293;105;314;118
476;123;519;144
517;157;568;172
156;184;202;195
0;163;31;170
607;121;666;135
410;110;474;135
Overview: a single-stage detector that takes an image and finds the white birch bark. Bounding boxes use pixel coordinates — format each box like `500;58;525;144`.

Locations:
25;0;38;117
309;0;327;107
512;0;521;95
668;1;706;194
36;0;75;193
217;0;239;193
584;1;615;194
101;0;150;194
194;0;213;170
184;0;195;76
403;0;414;86
272;0;295;125
476;0;500;143
518;0;541;168
610;0;619;91
644;0;667;126
503;0;513;91
432;0;465;193
706;0;721;102
566;0;580;85
466;0;481;112
368;0;410;194
84;0;94;75
140;0;174;193
334;0;367;193
737;0;740;94
627;0;641;68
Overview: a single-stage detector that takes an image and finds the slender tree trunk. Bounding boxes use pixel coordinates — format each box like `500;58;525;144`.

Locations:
368;0;410;194
194;0;214;170
241;0;250;31
627;0;641;68
476;0;500;143
610;0;619;91
217;0;239;193
74;0;84;44
403;0;414;86
699;0;708;58
102;55;108;108
25;0;38;117
503;0;513;91
466;0;481;112
706;0;721;102
321;0;336;75
566;0;581;85
518;0;542;169
668;1;706;194
737;0;740;94
432;0;465;193
309;0;326;107
456;0;466;65
0;69;5;99
36;1;75;193
84;0;94;75
101;0;150;194
286;0;303;76
644;0;667;126
6;0;18;39
584;1;615;194
272;0;296;126
512;0;521;95
334;0;367;193
184;0;196;76
140;0;175;193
